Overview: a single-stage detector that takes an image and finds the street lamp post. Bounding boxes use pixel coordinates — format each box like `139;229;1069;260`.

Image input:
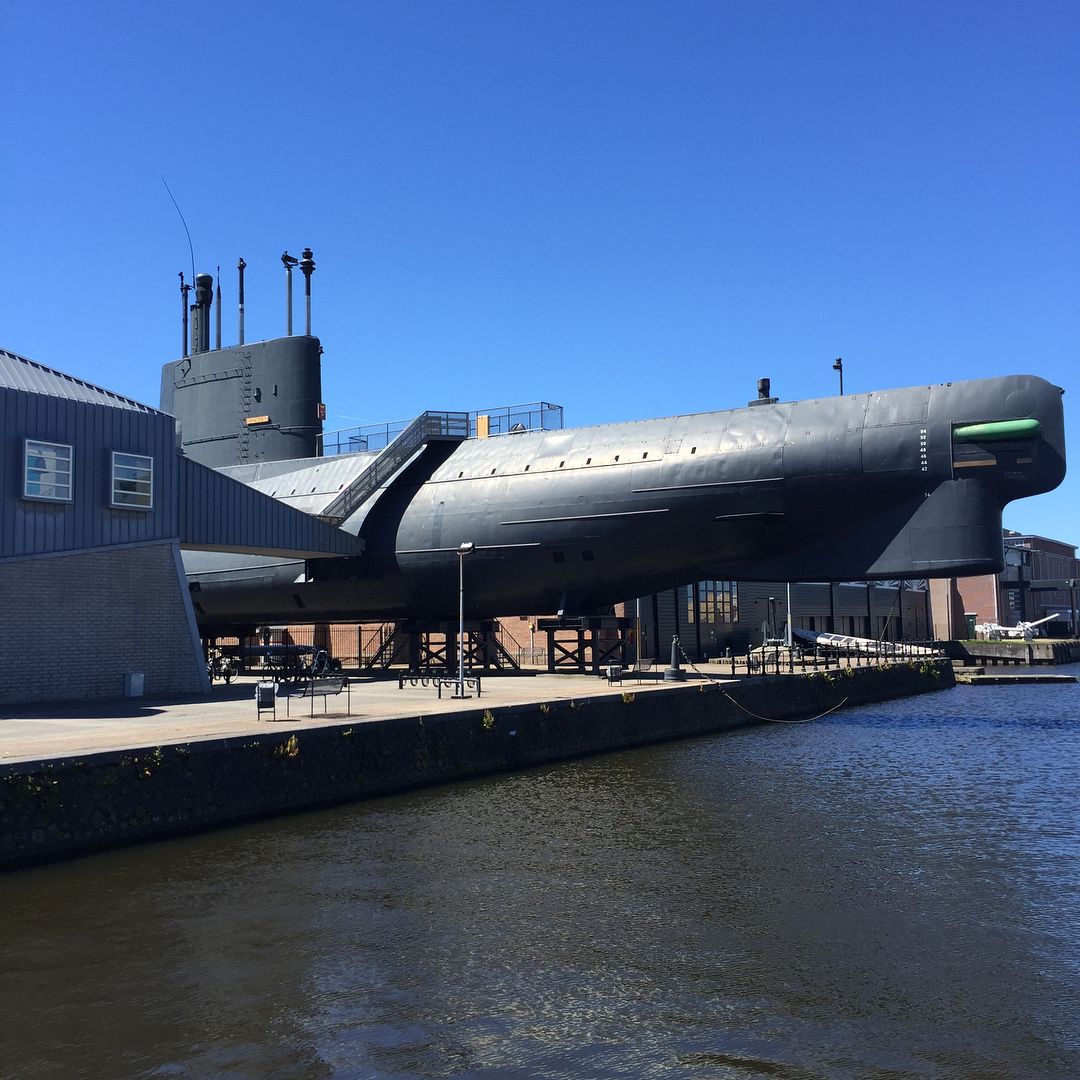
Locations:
833;356;844;396
457;541;475;696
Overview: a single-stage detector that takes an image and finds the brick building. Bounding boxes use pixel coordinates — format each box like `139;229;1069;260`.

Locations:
929;530;1080;639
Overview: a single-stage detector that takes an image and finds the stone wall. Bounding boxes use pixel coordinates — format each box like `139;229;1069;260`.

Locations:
948;640;1080;665
0;661;953;868
0;542;208;706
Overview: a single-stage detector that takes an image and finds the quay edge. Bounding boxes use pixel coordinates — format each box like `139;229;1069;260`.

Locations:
0;662;953;870
944;640;1080;666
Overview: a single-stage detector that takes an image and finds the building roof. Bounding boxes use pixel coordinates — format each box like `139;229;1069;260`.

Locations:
1003;532;1077;557
0;347;159;413
179;456;365;559
219;453;377;516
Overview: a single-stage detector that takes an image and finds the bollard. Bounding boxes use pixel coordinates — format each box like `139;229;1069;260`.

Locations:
664;636;687;681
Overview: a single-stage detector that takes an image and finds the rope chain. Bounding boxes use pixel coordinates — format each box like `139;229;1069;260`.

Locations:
671;637;850;724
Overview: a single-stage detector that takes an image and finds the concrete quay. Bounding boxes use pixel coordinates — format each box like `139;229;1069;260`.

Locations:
0;660;953;869
945;639;1080;667
0;671;678;766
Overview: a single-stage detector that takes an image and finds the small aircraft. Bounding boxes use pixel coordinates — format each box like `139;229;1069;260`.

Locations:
974;614;1058;640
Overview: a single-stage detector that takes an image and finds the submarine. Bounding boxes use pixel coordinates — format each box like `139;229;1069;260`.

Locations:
163;255;1067;631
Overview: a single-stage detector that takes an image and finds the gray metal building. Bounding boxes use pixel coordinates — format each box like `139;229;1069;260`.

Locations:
0;347;361;706
637;578;931;661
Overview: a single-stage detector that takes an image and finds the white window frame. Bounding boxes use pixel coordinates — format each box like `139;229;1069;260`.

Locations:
23;439;73;503
111;451;154;510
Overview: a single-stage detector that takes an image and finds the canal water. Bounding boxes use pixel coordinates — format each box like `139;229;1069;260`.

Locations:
2;674;1078;1079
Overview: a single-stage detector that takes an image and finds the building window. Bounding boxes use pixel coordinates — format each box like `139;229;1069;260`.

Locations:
111;451;154;510
692;580;739;624
24;439;73;502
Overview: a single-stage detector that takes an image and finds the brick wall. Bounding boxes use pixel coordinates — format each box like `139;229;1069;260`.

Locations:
954;573;1001;625
0;543;208;706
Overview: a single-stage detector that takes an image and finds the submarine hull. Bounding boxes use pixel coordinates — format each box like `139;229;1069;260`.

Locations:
184;374;1066;628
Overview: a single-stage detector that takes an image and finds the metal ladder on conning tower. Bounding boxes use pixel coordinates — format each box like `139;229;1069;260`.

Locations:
318;410;469;526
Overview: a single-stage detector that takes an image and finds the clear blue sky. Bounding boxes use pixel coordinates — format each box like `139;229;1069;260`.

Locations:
4;1;1078;542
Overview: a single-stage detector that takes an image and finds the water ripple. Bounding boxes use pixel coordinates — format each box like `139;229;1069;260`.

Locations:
1;679;1078;1078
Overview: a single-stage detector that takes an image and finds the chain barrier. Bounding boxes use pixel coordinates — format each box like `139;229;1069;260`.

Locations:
675;638;722;684
671;636;850;725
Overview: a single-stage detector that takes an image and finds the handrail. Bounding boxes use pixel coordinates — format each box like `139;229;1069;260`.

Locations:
320;411;468;524
318;401;562;456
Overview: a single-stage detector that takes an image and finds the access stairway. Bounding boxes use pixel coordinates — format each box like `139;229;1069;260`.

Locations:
319;411;469;527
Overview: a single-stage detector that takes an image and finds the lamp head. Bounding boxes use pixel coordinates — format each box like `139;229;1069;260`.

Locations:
458;541;476;556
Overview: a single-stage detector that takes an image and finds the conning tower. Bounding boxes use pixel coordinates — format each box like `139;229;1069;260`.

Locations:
160;250;324;468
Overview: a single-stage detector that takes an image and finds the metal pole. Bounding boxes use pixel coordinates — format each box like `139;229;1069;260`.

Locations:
237;257;246;345
833;356;844;396
286;266;293;335
282;251;298;335
457;541;475;694
179;272;190;357
300;248;315;336
786;582;793;647
458;552;464;692
215;266;222;350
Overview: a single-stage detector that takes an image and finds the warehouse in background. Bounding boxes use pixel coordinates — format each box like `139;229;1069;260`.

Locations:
625;578;931;662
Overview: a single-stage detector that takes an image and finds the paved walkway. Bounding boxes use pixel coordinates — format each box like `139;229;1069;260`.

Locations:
0;669;731;765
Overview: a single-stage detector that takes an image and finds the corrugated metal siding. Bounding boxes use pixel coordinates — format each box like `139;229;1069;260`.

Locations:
655;587;681;657
1;386;179;560
219;453;375;515
178;456;363;558
0;348;156;412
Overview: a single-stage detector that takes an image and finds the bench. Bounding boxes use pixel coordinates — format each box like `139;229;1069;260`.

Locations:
628;659;660;683
284;675;351;718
